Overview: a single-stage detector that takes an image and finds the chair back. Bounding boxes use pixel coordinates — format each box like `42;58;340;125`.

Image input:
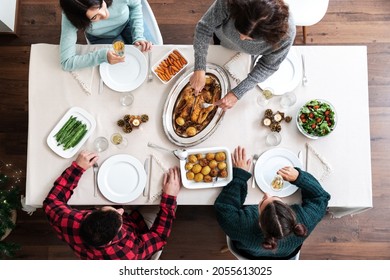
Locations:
284;0;329;26
141;0;163;45
226;236;300;260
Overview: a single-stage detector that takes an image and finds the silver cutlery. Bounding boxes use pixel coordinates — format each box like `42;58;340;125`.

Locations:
251;153;260;188
301;54;308;86
98;76;103;94
305;143;309;171
147;142;188;160
147;52;153;82
201;102;213;109
93;163;99;197
297;150;303;167
143;156;151;197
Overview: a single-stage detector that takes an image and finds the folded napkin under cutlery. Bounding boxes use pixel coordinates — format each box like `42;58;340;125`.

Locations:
147;153;168;203
69;45;103;96
224;52;249;84
305;142;332;182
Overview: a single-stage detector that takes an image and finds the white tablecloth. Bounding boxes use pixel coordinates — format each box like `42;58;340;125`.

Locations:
26;44;372;218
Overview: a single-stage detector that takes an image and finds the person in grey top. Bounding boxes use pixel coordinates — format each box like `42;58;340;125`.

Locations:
190;0;296;111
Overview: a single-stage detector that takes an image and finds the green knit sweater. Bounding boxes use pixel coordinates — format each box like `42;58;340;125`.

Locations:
214;167;330;258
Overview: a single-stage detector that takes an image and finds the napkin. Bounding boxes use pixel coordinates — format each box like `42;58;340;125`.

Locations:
305;142;332;182
69;45;104;95
147;153;168;203
70;66;96;96
224;52;248;84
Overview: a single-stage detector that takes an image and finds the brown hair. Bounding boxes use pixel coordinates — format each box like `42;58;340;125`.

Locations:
259;200;308;250
60;0;113;30
227;0;290;46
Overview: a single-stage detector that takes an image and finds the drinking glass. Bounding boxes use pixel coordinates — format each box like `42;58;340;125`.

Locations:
120;93;134;107
93;137;109;152
265;132;282;146
257;87;274;106
280;91;297;108
111;132;128;149
112;39;125;57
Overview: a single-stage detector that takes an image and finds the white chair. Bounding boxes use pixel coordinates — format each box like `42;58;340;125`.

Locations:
226;236;300;260
284;0;329;44
84;0;163;45
141;0;163;45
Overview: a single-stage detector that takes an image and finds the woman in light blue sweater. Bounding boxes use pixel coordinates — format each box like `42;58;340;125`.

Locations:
190;0;296;111
59;0;151;71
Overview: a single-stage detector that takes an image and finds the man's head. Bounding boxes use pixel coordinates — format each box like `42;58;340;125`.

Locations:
80;206;124;247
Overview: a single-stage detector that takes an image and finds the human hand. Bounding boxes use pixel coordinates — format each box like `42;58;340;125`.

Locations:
232;146;251;171
214;92;238;111
134;40;152;52
277;166;299;182
75;150;98;170
189;70;206;94
162;166;182;197
107;50;125;64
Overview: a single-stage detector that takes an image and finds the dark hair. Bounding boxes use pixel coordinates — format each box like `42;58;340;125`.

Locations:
259;200;308;250
80;209;122;247
59;0;113;30
227;0;290;46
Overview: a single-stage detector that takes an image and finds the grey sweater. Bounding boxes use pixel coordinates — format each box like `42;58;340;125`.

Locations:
194;0;296;99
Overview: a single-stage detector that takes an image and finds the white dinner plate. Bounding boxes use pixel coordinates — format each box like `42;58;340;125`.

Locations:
46;107;96;158
256;48;302;95
99;46;147;92
254;148;302;197
97;154;146;203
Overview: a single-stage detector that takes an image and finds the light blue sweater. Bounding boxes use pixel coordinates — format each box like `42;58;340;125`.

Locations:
60;0;144;71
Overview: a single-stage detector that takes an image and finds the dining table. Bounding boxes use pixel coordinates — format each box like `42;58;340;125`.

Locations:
26;43;372;218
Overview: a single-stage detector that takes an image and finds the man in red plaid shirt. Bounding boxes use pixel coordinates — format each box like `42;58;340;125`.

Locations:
43;150;181;259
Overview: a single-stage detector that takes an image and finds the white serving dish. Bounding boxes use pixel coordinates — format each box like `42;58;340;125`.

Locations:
152;48;188;84
46;107;96;158
179;146;233;189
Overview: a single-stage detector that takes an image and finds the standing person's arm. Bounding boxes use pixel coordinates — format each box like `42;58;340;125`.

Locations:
191;0;229;92
60;14;110;71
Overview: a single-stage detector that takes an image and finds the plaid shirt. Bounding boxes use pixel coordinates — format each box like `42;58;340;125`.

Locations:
43;162;177;260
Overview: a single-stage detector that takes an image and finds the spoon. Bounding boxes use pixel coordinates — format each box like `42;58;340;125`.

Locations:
147;142;187;160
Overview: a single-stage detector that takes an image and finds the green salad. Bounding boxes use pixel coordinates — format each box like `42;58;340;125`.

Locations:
297;100;336;137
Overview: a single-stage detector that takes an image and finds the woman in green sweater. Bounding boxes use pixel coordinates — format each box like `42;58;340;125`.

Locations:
215;146;330;259
59;0;151;71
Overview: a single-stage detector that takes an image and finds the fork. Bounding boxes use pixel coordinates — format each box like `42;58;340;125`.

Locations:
251;154;260;188
201;102;213;109
301;54;308;86
147;52;153;82
93;163;99;197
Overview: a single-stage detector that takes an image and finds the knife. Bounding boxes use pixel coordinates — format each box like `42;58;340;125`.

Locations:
143;157;150;197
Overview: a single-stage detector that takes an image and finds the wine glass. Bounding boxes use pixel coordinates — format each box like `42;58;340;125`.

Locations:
93;137;109;152
111;132;128;149
257;87;274;106
112;39;125;57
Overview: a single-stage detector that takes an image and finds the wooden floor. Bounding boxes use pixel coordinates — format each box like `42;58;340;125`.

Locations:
1;0;390;260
